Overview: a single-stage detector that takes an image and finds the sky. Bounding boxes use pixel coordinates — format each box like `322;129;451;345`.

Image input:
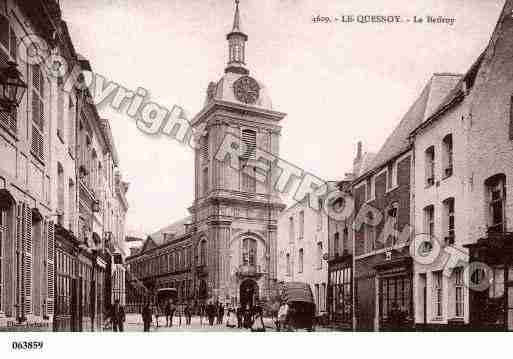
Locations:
59;0;505;237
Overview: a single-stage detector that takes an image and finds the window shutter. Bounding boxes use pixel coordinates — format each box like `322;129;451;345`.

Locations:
23;204;33;316
46;220;54;316
510;95;513;141
9;26;16;60
242;129;256;159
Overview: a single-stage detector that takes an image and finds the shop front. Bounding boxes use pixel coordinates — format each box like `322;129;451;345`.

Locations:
466;233;513;331
375;257;413;331
327;254;353;330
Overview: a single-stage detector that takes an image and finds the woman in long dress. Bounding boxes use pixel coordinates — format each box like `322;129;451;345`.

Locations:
226;308;237;328
251;306;265;332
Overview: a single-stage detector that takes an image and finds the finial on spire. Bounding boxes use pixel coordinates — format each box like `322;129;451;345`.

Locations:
232;0;242;33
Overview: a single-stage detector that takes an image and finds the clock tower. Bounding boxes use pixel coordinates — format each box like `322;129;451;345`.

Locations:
189;0;286;307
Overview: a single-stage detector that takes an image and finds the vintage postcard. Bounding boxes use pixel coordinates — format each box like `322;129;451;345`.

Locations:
0;0;512;356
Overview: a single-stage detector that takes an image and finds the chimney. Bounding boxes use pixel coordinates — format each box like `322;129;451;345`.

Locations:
353;141;363;176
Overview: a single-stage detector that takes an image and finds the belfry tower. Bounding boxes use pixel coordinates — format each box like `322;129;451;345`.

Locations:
189;0;286;307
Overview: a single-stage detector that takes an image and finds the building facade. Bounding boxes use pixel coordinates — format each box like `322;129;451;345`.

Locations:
0;0;128;331
125;220;194;312
277;196;329;316
409;0;513;331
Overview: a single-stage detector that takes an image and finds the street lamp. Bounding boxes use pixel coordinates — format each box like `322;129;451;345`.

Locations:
0;61;27;110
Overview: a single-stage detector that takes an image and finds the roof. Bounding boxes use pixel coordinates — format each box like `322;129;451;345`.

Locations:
150;216;192;246
357;73;462;180
125;236;144;243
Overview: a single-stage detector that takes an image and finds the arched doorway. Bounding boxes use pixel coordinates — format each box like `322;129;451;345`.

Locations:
240;279;258;309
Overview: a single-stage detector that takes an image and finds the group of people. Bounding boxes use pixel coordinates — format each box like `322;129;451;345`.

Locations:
138;300;270;332
225;305;265;332
141;300;194;331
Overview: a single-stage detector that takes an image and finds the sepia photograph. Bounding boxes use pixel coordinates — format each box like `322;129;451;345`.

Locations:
0;0;513;356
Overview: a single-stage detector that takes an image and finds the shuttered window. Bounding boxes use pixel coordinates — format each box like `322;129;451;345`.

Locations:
31;65;45;160
0;13;18;133
68;95;75;155
57;88;65;141
510;95;513;141
241;129;256;159
0;209;5;313
23;204;33;316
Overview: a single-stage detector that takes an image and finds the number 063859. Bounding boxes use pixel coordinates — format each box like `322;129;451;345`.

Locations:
11;341;43;350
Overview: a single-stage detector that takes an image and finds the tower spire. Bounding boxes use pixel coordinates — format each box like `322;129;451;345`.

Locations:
225;0;249;75
232;0;241;32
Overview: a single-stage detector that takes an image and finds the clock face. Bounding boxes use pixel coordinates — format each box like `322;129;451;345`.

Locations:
233;76;260;104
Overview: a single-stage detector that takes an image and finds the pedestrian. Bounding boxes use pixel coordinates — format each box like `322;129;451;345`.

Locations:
236;306;243;329
154;302;160;328
226;308;237;328
164;300;171;327
206;301;216;326
110;299;126;332
251;306;265;332
184;303;192;325
277;302;288;332
243;305;252;329
199;303;205;326
217;303;225;324
142;302;153;332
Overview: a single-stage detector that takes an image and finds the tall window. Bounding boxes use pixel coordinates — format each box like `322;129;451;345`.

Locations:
317;198;323;230
242;238;257;266
0;209;5;312
57;87;65;141
486;174;506;233
289;217;294;243
433;271;443;318
342;227;349;254
0;13;19;133
443;198;455;245
241;164;256;193
57;163;65;226
365;223;375;253
31;64;45;160
385;202;398;246
425;146;435;187
454;267;464;318
299;211;304;239
317;242;323;270
442;134;453;178
68;95;75;155
424;205;435;238
199;239;207;266
334;232;340;257
202;167;209;196
286;253;291;276
298;249;304;273
315;284;320;311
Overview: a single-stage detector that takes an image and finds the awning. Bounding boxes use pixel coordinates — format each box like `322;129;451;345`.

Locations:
0;188;15;211
281;282;315;304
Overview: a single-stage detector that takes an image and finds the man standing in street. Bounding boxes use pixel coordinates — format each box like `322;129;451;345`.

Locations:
142;301;153;332
111;299;126;332
206;301;216;326
217;303;225;325
184;302;192;325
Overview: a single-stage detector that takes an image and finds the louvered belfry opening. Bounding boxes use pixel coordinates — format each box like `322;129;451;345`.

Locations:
241;129;256;159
